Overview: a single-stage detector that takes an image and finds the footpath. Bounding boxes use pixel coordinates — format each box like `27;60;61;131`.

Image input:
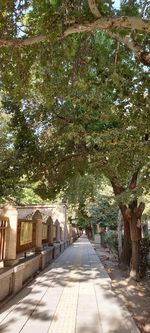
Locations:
0;236;140;333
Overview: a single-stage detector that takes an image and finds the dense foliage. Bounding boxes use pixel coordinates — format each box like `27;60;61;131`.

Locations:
0;0;150;279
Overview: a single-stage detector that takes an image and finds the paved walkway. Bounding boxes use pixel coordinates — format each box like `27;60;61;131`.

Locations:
0;236;139;333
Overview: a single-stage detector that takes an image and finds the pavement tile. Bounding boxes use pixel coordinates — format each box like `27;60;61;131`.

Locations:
0;236;140;333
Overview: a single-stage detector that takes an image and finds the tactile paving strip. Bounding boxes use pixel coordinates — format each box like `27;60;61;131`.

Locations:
48;270;79;333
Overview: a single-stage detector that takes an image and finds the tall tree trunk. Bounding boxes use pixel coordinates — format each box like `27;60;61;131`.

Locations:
129;202;145;280
119;211;131;270
117;209;123;260
110;172;145;278
110;180;132;270
130;240;140;280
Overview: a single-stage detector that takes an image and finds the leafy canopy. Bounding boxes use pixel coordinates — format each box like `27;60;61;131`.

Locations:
0;1;149;209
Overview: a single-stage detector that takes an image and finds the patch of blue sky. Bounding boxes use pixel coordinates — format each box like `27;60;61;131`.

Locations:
15;0;32;37
113;0;121;10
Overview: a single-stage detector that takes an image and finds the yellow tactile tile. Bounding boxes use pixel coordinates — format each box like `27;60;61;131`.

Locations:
48;270;79;333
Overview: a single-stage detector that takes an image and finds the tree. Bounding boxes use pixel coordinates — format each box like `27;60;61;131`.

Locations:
62;174;118;234
2;29;149;279
0;1;149;280
0;108;19;200
0;1;149;66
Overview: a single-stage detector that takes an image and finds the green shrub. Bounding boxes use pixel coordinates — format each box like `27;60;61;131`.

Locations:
102;230;118;252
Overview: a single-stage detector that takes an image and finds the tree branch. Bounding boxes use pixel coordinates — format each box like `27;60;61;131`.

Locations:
53;112;73;124
119;203;128;218
137;202;145;217
106;31;150;66
0;16;149;65
0;35;47;47
53;152;87;169
64;17;150;37
128;169;140;190
111;178;125;196
114;41;120;67
0;16;149;48
141;1;150;18
63;17;150;66
87;0;101;18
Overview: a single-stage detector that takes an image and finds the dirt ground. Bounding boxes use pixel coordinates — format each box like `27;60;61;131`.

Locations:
95;246;150;333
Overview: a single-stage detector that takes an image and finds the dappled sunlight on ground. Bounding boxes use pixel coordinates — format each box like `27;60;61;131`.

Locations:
0;237;140;333
96;246;150;333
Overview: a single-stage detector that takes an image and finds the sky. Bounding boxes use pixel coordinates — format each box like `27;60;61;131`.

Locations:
114;0;121;10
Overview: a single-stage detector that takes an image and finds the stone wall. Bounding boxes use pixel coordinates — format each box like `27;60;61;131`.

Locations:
0;203;79;304
0;240;69;305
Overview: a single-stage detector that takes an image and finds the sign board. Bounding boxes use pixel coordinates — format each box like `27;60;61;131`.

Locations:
20;222;33;245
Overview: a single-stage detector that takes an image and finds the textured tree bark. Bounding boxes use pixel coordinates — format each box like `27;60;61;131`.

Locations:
110;173;145;278
119;212;131;270
117;209;123;260
130;240;140;280
0;13;149;66
87;0;101;18
129;202;145;280
64;17;150;36
110;180;132;270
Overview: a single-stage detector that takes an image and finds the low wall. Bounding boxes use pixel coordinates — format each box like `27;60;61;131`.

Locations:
0;268;13;302
0;255;42;303
53;243;61;258
60;241;65;253
41;246;53;270
0;241;68;306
